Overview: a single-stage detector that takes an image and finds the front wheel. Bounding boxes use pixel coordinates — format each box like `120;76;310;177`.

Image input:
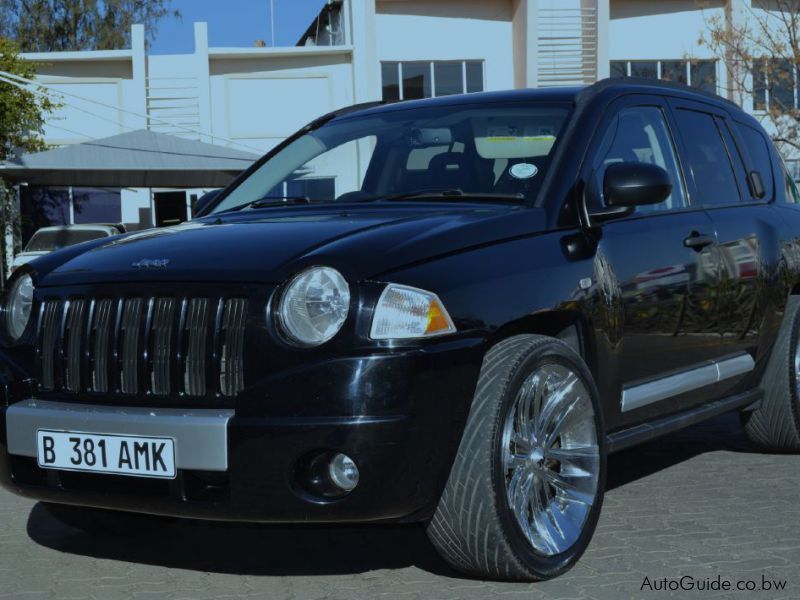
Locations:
427;335;606;581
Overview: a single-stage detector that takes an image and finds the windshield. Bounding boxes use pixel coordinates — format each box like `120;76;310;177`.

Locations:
25;229;109;252
211;101;570;213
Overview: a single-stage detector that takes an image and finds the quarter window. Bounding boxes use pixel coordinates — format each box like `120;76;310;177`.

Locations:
592;106;686;213
381;61;484;101
673;109;740;206
733;122;775;201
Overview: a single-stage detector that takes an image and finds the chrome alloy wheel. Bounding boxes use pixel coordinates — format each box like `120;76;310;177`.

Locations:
501;363;600;556
794;331;800;396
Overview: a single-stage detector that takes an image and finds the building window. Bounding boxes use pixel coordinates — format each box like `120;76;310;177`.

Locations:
72;187;122;224
610;59;717;94
754;58;797;112
381;61;484;101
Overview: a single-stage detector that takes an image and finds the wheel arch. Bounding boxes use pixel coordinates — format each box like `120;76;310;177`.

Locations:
488;310;597;377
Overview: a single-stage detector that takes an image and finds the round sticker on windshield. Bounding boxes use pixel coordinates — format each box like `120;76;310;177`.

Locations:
509;163;538;179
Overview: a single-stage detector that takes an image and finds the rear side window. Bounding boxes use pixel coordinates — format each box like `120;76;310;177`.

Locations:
673;108;741;205
734;122;774;201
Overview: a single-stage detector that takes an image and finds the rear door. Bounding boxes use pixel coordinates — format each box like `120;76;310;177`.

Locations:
667;99;783;387
582;95;722;428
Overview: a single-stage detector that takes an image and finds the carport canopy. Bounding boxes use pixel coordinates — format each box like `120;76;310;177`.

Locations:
0;129;260;187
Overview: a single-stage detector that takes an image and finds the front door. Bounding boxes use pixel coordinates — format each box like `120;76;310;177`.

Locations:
583;97;722;428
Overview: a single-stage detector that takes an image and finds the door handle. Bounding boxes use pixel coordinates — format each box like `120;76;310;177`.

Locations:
683;232;714;251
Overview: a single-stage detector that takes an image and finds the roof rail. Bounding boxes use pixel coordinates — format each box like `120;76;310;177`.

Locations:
578;77;740;109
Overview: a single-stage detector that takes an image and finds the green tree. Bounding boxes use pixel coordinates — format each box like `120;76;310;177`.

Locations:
0;36;55;279
0;0;180;51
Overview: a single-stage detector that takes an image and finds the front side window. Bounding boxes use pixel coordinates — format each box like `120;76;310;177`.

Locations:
591;106;686;213
381;61;484;101
210;102;570;213
673;109;741;205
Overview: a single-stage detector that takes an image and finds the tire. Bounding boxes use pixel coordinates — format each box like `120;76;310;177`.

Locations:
742;296;800;451
43;503;176;537
427;335;606;581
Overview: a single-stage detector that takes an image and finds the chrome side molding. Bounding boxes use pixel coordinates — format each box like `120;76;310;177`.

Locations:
6;399;234;471
621;353;755;413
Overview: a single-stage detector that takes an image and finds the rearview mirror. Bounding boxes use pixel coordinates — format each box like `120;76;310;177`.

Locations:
603;162;672;207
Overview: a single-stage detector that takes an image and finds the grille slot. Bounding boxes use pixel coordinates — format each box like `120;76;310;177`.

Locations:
150;298;176;396
184;298;209;397
220;298;247;396
39;300;62;391
64;299;87;392
37;295;248;400
90;299;114;393
119;299;144;395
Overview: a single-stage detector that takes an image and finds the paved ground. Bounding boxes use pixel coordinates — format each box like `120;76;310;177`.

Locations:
0;413;798;600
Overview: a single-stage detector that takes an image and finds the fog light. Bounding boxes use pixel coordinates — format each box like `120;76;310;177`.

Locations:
328;453;359;492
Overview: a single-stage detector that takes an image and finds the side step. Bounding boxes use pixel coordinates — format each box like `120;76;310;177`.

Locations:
606;388;763;453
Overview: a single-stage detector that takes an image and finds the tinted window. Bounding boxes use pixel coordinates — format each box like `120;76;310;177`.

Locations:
401;62;431;99
381;63;400;101
592;106;686;213
734;122;774;200
72;187;122;224
690;60;717;94
25;229;109;252
661;60;687;85
466;61;483;93
434;62;464;96
673;109;740;205
630;61;657;78
211;104;570;213
610;61;627;78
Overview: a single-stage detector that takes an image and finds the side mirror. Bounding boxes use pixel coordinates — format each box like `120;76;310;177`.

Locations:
603;162;672;207
192;189;222;217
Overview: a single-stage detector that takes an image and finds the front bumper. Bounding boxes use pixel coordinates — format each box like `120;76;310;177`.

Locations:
0;339;483;523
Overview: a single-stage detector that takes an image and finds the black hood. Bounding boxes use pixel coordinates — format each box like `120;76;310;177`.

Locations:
35;204;546;287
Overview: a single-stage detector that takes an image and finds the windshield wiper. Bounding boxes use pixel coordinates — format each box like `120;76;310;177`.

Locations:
220;195;313;213
380;189;526;203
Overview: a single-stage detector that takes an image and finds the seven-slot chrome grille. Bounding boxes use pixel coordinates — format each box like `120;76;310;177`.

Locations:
36;296;248;399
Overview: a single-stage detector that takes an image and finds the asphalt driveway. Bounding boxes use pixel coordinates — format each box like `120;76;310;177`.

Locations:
0;412;797;600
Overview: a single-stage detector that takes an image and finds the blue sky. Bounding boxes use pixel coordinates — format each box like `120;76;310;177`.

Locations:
149;0;329;54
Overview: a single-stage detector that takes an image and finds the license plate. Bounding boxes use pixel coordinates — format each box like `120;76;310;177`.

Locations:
36;430;176;479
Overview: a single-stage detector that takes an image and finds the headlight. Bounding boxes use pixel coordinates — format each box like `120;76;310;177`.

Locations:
5;273;34;340
370;284;456;340
278;266;350;346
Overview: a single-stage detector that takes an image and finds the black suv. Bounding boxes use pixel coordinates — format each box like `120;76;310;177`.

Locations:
2;79;799;581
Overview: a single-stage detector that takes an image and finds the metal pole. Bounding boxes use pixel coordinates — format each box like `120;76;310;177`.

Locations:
270;0;276;47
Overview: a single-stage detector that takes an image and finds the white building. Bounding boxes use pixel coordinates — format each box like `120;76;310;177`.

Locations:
3;0;778;239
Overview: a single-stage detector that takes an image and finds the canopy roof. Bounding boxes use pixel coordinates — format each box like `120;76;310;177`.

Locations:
0;129;260;187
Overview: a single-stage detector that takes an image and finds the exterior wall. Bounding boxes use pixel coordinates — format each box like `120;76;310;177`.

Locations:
375;0;516;93
610;0;724;61
208;52;354;154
